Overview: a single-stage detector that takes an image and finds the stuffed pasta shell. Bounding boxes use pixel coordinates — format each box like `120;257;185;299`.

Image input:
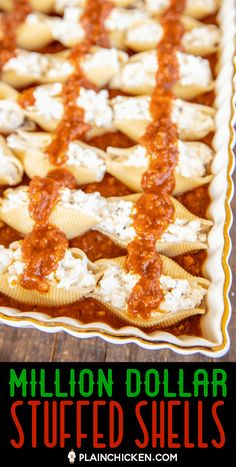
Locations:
110;50;214;99
0;136;23;186
0;240;209;327
106;142;213;194
144;0;219;19
7;131;107;184
0;184;212;256
112;95;215;141
1;47;128;89
126;17;220;56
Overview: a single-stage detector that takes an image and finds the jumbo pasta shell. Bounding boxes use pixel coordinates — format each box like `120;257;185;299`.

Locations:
125;18;220;56
112;98;215;142
110;51;213;100
94;194;212;254
156;197;212;257
1;51;73;89
0;194;101;239
0;275;87;306
106;158;213;195
0;248;98;306
0;0;56;12
24;110;59;132
0;136;24;186
0;81;20;100
174;173;213;195
92;255;209;328
106;160;143;192
14;18;53;50
113;118;148;143
12;146;106;185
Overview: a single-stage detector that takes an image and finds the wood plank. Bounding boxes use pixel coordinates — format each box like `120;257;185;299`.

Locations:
52;333;106;362
0;325;56;362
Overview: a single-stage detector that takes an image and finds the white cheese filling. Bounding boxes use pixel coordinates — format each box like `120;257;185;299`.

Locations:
82;48;128;84
29;83;64;121
107;144;148;167
160;219;207;244
112;95;151;121
159;276;206;313
112;95;215;137
95;265;140;310
55;0;85;13
182;25;220;51
126;21;164;47
77;89;114;130
0;242;96;291
177;141;213;178
3;50;74;81
0;187;29;211
105;8;148;31
0;100;25;133
66;142;106;181
127;21;220;54
50;8;85;46
59;189;135;242
96;199;136;243
7;130;52;152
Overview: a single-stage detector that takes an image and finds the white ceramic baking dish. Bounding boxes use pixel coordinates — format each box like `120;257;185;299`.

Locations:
0;0;235;357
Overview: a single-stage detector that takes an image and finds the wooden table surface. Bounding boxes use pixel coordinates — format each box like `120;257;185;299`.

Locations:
0;170;235;363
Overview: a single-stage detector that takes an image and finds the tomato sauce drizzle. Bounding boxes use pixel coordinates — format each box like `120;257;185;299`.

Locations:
126;0;186;319
0;0;31;71
21;177;68;293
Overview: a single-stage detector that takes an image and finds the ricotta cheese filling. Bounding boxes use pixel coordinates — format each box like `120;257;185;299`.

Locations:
28;83;64;121
0;100;25;133
95;265;140;310
0;242;96;291
182;25;220;52
7;130;52;152
112;95;151;121
107;144;148;167
105;7;148;32
50;8;85;46
76;89;114;130
159;276;207;313
59;189;136;243
160;219;207;244
176;141;213;178
66;142;106;181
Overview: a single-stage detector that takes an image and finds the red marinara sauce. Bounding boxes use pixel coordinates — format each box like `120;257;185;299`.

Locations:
21;177;68;292
126;0;186;319
0;0;31;70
